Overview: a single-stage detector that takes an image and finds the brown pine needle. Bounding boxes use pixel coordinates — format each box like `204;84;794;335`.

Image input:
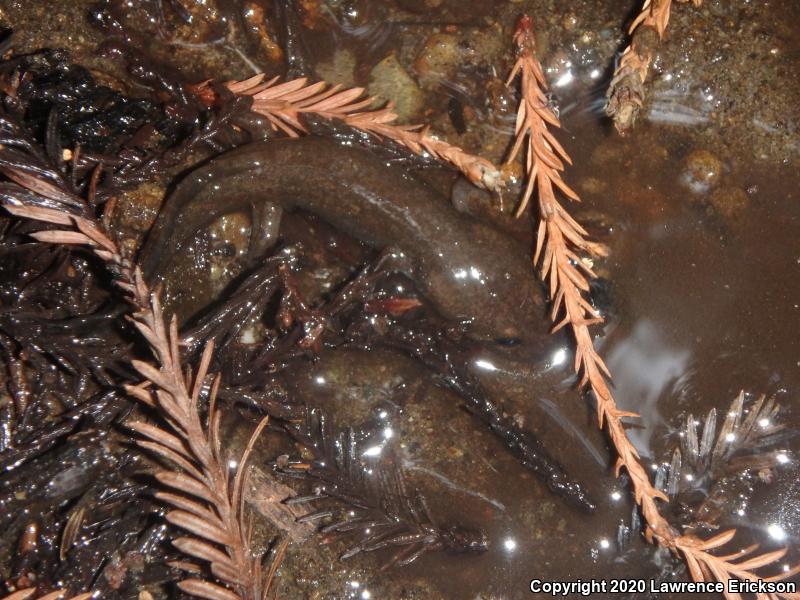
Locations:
506;15;798;597
605;0;702;134
192;75;503;192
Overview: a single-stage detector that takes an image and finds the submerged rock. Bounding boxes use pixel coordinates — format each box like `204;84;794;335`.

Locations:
368;53;424;121
682;149;723;194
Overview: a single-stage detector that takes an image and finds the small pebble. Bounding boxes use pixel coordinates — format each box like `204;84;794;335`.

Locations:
447;446;464;458
563;13;578;30
682;149;723;193
413;33;463;90
369;53;424;121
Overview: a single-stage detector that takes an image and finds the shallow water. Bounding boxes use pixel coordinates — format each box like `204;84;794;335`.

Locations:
261;1;800;596
278;129;800;597
267;2;800;592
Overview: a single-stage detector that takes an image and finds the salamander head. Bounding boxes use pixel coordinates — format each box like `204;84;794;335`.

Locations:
420;246;549;346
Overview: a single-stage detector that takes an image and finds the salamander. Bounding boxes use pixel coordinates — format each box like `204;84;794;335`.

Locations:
140;136;548;345
139;136;595;511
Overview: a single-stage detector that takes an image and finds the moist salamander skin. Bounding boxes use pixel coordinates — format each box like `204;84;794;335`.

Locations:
140;136;548;344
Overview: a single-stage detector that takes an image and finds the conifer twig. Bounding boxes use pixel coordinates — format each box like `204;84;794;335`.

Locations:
191;75;503;192
126;317;272;600
280;409;489;568
506;15;800;597
1;167;282;600
605;0;702;134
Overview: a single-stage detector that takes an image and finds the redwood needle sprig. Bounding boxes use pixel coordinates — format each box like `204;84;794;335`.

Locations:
1;162;283;600
192;75;503;192
506;15;799;596
605;0;702;134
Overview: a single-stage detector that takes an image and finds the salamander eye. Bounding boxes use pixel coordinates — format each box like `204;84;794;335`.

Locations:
494;337;521;346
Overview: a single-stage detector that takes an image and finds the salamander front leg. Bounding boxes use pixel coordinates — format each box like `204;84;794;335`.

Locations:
248;201;283;264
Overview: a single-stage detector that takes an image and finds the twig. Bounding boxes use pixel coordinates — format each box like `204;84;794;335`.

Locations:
190;75;503;192
280;409;488;568
506;15;800;597
126;322;271;600
605;0;702;134
677;392;789;486
1;163;282;599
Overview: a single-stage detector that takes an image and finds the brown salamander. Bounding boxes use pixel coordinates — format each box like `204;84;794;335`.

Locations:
140;137;548;344
139;137;595;511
